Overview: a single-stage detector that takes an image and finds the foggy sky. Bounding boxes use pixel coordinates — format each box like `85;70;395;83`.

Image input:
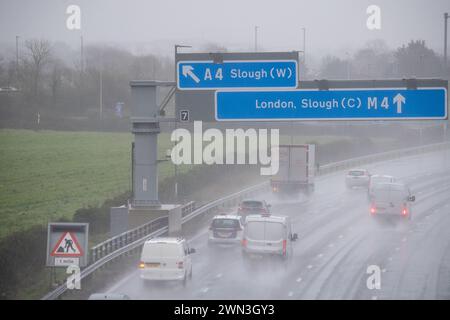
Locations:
0;0;449;61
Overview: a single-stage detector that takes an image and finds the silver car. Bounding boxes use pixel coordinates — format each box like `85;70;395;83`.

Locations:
345;169;371;189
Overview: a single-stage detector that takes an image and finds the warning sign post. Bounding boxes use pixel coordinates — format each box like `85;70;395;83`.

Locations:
46;223;89;267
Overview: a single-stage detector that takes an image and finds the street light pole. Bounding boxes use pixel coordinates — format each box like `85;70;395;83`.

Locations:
15;36;19;83
254;26;259;52
301;27;306;65
346;52;351;79
444;13;449;69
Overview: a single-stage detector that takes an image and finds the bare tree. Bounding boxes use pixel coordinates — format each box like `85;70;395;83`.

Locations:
23;39;52;106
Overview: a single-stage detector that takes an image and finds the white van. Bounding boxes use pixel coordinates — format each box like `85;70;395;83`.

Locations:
139;237;195;285
370;182;415;219
242;214;298;262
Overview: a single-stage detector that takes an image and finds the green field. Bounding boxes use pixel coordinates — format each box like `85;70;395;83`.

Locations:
0;129;181;239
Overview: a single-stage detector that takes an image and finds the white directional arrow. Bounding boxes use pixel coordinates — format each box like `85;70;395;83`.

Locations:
182;65;200;83
393;93;406;114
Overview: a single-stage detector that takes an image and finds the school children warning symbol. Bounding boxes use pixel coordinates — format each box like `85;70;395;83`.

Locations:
50;232;84;257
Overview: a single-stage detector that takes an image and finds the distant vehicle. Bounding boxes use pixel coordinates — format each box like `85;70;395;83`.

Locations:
368;174;396;200
271;144;315;195
208;215;244;245
238;199;271;217
370;183;415;219
139;237;195;285
88;293;130;300
242;214;298;263
0;86;19;92
345;169;371;189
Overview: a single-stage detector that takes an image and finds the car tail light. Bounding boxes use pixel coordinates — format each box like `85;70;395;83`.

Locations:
370;207;376;215
272;186;278;192
242;239;247;247
138;261;145;269
177;261;184;269
402;208;407;216
282;240;287;256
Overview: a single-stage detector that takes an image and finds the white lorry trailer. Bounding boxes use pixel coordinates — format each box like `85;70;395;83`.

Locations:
270;144;315;195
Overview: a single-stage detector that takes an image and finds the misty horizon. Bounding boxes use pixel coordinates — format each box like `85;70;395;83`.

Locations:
0;0;449;66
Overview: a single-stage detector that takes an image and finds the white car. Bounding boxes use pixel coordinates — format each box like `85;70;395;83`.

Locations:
345;169;371;189
139;237;195;285
370;182;415;219
208;215;244;245
368;174;396;200
242;213;298;263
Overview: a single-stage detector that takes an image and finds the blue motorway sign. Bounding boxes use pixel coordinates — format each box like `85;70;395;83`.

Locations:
215;88;447;121
177;60;297;90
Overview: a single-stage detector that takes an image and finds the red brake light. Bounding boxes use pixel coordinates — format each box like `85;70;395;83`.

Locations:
402;208;407;216
370;207;376;215
282;240;287;256
242;239;247;247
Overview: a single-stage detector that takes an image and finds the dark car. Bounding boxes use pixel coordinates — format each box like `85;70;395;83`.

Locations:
238;200;271;216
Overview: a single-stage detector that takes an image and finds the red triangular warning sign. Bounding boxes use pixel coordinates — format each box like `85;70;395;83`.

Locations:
51;232;84;257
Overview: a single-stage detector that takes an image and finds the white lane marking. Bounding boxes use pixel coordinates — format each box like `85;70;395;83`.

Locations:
107;269;139;293
317;253;323;258
371;296;378;300
338;234;344;239
307;264;313;269
216;273;223;278
201;287;209;293
288;291;294;297
395;247;400;251
296;277;302;283
381;268;387;273
388;257;393;261
328;243;335;248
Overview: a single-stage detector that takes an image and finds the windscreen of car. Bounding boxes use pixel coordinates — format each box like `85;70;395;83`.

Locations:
142;243;183;259
241;201;263;208
348;170;366;176
212;218;240;229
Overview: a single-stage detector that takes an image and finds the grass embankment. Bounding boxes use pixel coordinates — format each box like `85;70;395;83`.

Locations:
0;130;188;239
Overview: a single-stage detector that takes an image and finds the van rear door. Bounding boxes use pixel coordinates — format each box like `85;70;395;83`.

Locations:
246;221;285;254
141;243;184;272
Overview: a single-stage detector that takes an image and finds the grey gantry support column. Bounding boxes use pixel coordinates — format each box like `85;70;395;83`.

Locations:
129;81;173;207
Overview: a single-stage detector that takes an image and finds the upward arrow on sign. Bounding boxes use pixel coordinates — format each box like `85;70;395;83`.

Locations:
393;93;406;114
182;65;200;83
